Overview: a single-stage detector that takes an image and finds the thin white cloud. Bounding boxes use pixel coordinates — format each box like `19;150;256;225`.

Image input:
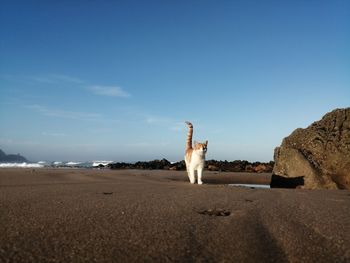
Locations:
88;86;130;97
170;122;186;132
30;74;85;84
144;115;186;132
0;138;40;146
145;116;171;124
50;74;85;83
0;74;85;84
2;74;131;99
27;104;102;121
0;138;15;145
126;142;170;148
127;142;153;147
42;132;67;137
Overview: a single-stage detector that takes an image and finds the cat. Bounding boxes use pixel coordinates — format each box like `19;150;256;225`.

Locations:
184;121;208;184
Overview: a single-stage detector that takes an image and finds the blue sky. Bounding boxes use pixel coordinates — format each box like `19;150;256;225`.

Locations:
1;1;349;162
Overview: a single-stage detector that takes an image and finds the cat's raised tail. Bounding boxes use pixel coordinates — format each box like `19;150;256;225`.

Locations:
185;121;193;150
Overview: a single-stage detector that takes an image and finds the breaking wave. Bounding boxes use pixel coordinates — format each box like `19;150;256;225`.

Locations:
92;161;113;167
0;162;44;168
65;161;82;166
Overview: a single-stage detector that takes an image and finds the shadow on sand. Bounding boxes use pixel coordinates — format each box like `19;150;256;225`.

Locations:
270;174;304;188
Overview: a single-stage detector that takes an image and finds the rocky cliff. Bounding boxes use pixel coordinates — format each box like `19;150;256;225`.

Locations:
0;149;28;163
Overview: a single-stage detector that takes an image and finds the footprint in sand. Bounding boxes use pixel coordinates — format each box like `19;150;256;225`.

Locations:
196;208;231;217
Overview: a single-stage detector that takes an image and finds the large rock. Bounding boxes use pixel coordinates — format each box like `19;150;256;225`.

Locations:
273;108;350;189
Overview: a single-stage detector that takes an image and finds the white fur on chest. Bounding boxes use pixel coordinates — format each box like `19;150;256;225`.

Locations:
187;151;205;169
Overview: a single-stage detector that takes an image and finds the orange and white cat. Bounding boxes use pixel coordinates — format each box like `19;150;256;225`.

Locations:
185;121;208;184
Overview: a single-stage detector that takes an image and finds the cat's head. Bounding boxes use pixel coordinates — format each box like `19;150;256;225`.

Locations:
193;140;208;155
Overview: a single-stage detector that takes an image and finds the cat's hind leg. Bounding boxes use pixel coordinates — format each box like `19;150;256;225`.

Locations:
185;160;191;182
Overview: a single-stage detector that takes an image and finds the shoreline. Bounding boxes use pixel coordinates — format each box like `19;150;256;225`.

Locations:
0;158;274;173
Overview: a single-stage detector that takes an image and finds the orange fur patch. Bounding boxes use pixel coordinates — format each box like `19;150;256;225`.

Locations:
185;148;193;163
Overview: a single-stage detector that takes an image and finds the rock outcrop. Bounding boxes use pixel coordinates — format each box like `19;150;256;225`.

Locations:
0;149;28;163
273;108;350;189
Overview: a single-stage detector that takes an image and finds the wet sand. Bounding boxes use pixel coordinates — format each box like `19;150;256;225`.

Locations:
0;168;349;262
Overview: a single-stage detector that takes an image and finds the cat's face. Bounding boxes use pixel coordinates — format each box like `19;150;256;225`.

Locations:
194;140;208;154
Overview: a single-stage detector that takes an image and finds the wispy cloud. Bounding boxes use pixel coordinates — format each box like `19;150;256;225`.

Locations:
170;122;187;132
0;138;13;144
42;132;68;137
0;138;40;146
88;86;130;97
30;74;85;84
144;115;185;132
0;74;84;84
145;116;172;124
126;142;153;147
126;142;170;148
2;74;130;99
27;104;102;121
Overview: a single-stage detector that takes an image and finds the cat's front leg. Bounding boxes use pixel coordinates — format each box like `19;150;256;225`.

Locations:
197;167;203;185
189;168;196;184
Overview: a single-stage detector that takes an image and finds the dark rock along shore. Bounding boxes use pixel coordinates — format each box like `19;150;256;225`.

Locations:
108;159;274;173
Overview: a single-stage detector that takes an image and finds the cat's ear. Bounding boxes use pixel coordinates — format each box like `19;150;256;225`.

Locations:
205;140;208;146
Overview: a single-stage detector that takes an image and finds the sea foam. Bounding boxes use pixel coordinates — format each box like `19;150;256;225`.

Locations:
65;162;82;166
0;162;44;168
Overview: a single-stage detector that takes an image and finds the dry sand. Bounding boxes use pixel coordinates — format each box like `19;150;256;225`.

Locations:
0;168;349;262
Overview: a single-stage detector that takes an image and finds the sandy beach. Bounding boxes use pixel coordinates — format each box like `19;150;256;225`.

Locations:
0;168;349;262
